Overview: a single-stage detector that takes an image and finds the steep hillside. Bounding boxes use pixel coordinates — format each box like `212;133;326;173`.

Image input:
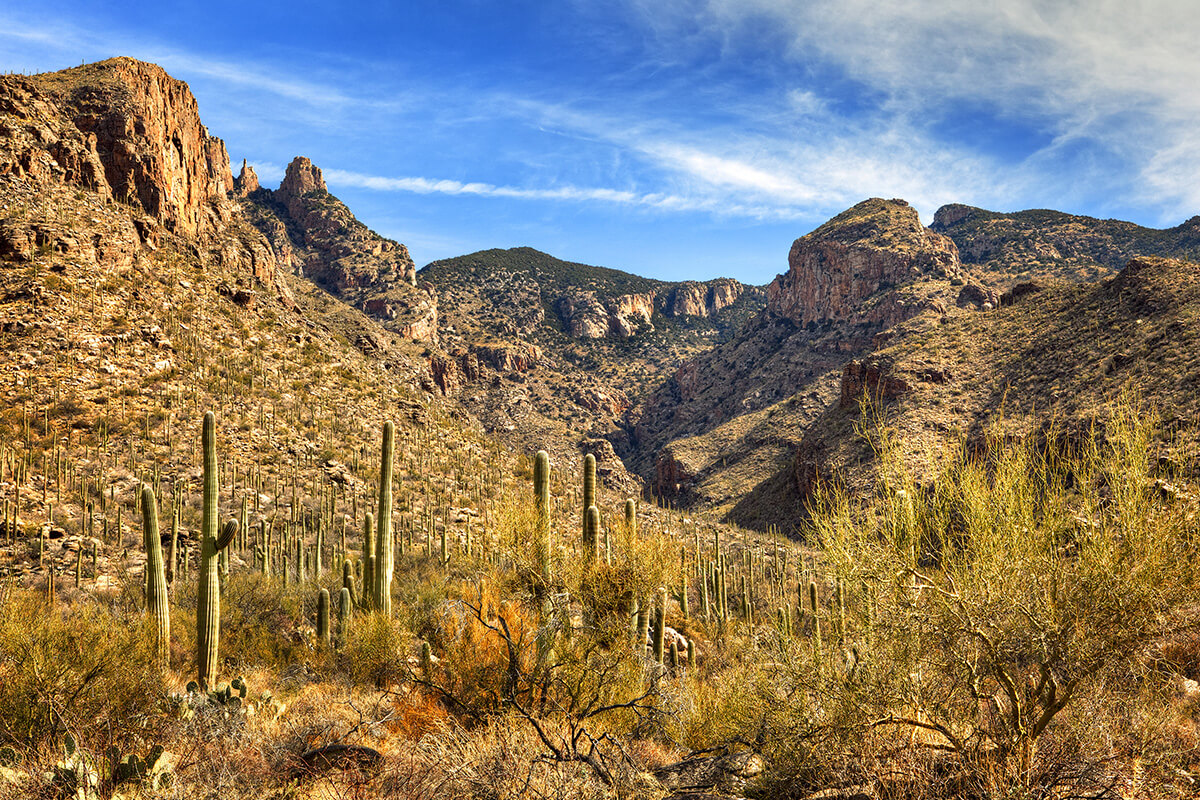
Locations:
239;157;437;343
629;198;990;526
788;255;1200;513
932;202;1200;287
419;247;765;481
0;59;496;577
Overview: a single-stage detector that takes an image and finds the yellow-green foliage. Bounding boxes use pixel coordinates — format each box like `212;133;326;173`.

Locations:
793;395;1200;789
172;572;317;673
0;589;164;749
340;611;411;688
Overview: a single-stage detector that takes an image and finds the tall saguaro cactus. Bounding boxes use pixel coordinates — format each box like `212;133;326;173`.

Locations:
361;512;375;609
534;450;551;585
141;484;169;666
372;421;395;616
197;412;238;690
582;453;596;516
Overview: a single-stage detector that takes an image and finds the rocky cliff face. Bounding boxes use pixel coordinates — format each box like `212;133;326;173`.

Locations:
661;278;745;318
0;58;233;237
0;57;285;300
267;156;416;293
630;198;985;526
240;156;433;342
767;198;962;327
556;290;656;339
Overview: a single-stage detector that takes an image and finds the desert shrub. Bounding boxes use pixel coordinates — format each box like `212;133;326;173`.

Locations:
0;588;167;751
172;571;315;675
341;611;411;689
759;397;1200;795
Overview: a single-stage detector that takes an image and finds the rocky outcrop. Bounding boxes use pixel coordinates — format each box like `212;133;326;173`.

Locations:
0;58;288;300
609;293;655;337
660;278;745;317
237;155;430;339
768;198;962;327
655;447;697;499
266;156;417;293
234;159;259;196
0;58;234;237
556;290;655;339
574;385;629;415
276;155;324;204
839;357;909;409
472;341;541;372
429;338;541;395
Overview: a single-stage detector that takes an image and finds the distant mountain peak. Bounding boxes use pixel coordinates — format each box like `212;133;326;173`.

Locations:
767;197;963;325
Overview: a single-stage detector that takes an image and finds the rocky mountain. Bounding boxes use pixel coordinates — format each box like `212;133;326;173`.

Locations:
788;254;1200;511
0;58;460;504
0;58;284;300
627;198;991;525
417;247;764;483
238;156;436;344
932;202;1200;287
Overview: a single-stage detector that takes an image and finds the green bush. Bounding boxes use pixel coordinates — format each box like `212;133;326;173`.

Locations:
765;397;1200;795
0;590;167;751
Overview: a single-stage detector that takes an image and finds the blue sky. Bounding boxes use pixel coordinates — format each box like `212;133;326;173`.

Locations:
3;1;1200;284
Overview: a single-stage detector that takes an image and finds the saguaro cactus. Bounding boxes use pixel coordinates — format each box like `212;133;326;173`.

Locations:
372;421;395;615
141;484;169;665
534;450;551;585
339;587;352;636
197;412;238;690
361;512;374;609
582;453;596;513
584;506;600;566
654;587;668;663
625;498;636;537
317;589;330;648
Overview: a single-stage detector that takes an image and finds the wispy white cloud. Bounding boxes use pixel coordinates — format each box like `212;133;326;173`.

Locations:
631;0;1200;220
322;166;811;220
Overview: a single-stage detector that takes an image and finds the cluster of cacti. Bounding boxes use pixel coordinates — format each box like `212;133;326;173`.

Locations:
110;744;171;791
46;735;99;800
185;674;249;708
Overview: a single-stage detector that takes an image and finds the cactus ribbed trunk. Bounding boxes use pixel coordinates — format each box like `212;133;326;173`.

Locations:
584;506;600;566
534;450;551;585
197;412;237;690
625;498;636;537
339;586;352;637
582;453;596;514
362;512;375;609
372;421;395;616
654;587;667;663
141;484;169;666
317;588;330;648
